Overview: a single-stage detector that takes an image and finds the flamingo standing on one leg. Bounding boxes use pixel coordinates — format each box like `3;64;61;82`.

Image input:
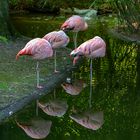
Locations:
16;38;53;116
43;30;70;72
16;38;53;88
70;36;106;108
60;15;88;48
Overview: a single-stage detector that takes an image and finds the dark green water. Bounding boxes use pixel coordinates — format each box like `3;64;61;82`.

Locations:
0;14;140;140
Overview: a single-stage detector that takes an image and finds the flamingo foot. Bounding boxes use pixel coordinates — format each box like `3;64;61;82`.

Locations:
37;85;43;89
54;70;60;73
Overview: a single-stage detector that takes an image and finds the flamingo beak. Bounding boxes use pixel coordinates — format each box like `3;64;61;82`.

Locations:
70;50;82;65
61;83;66;88
62;28;69;33
73;56;80;65
70;50;77;57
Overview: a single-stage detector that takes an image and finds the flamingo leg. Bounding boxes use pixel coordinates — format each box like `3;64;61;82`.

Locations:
54;50;59;73
89;59;93;108
73;32;78;48
36;61;43;88
36;62;42;116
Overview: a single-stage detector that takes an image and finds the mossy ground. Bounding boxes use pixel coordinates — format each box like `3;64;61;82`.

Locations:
0;38;72;109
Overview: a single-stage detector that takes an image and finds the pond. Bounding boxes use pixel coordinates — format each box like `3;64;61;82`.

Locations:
0;13;140;140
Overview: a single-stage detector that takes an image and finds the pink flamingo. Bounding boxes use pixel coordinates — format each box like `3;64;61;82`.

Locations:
61;15;88;48
70;36;106;107
16;38;53;89
16;38;53;116
43;30;70;72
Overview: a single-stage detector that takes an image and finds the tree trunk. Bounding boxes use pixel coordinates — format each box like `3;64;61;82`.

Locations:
0;0;17;38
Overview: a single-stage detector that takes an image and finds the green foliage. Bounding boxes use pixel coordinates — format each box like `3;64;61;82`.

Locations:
0;36;8;43
0;82;8;90
34;0;62;8
9;0;20;6
9;0;34;9
9;0;112;11
111;0;140;33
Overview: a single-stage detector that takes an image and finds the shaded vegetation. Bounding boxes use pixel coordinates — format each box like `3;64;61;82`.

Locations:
111;0;140;35
0;0;20;39
0;36;8;44
9;0;112;14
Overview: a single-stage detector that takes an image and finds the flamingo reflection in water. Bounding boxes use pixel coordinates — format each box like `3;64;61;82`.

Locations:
70;36;106;107
38;99;68;117
43;30;70;72
61;79;87;95
16;118;52;139
70;111;104;130
16;38;53;89
61;15;88;48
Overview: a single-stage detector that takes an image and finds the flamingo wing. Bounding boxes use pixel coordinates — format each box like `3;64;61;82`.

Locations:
16;38;53;60
61;15;88;31
43;31;69;49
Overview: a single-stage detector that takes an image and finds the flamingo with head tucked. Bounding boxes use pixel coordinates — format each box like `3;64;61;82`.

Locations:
61;15;88;48
16;38;53;89
43;30;69;72
70;36;106;107
16;38;53;116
